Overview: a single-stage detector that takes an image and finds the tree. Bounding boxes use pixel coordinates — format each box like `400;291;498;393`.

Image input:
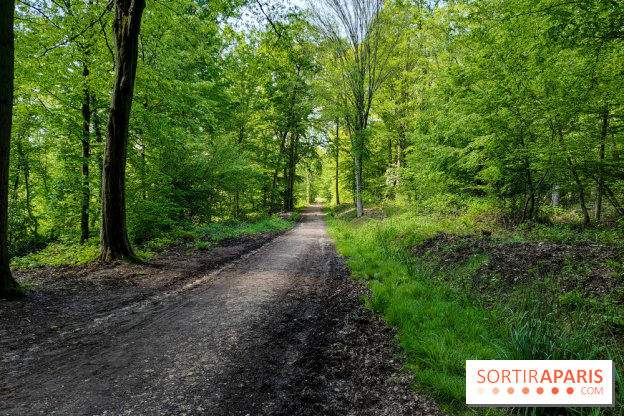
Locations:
99;0;146;261
0;0;21;296
313;0;405;217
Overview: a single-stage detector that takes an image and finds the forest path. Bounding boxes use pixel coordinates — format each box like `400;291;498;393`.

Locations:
1;205;441;416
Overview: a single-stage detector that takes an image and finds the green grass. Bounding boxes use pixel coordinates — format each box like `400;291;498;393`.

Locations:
326;206;502;414
326;202;624;415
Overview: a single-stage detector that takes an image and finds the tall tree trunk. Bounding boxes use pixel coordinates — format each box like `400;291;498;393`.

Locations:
269;131;288;215
335;121;340;205
595;109;608;221
285;132;297;211
351;122;365;218
306;170;311;204
354;151;363;217
99;0;146;261
81;62;91;244
0;0;20;296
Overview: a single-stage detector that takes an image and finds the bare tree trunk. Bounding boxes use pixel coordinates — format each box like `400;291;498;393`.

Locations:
81;62;91;244
0;0;20;296
99;0;146;261
355;151;363;217
335;121;340;206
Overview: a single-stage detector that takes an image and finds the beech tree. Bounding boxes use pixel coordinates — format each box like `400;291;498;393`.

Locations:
99;0;146;261
313;0;405;217
0;0;20;296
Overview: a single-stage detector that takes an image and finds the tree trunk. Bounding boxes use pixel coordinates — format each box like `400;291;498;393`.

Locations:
355;151;363;217
287;133;297;211
0;0;20;296
99;0;146;261
552;184;560;207
306;170;311;204
81;62;91;244
567;158;590;226
269;131;288;215
349;117;366;217
595;109;608;221
335;124;340;205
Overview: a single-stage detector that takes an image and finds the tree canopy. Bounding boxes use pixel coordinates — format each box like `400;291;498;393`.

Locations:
2;0;623;293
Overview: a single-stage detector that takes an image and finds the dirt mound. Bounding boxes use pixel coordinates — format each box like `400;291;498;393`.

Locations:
413;232;622;296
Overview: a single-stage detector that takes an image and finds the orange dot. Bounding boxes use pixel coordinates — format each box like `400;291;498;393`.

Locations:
522;387;530;394
492;387;500;394
552;387;559;394
507;387;515;394
537;387;544;394
567;387;574;394
477;387;484;394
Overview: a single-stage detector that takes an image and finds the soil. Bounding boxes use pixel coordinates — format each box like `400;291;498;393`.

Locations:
0;205;442;416
412;231;623;297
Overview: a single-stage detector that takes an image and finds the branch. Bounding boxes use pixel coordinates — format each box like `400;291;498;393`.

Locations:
256;0;281;40
37;0;114;57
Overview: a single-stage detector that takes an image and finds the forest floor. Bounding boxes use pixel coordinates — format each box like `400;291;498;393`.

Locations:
0;205;442;416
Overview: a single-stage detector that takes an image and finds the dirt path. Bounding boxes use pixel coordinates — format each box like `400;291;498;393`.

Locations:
1;205;442;416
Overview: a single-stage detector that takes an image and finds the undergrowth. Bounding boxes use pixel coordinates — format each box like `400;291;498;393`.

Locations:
11;215;294;271
326;202;623;416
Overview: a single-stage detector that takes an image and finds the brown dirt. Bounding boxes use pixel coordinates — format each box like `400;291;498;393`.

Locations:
412;231;623;297
0;205;442;416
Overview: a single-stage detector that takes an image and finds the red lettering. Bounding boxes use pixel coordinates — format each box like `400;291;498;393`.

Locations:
554;369;563;383
564;370;575;383
488;370;499;383
478;369;485;383
529;370;538;383
577;370;587;384
541;370;552;383
512;369;521;383
595;369;603;383
502;370;511;383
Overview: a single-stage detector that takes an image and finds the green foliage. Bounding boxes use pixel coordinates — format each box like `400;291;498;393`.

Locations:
11;238;100;270
144;215;293;251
